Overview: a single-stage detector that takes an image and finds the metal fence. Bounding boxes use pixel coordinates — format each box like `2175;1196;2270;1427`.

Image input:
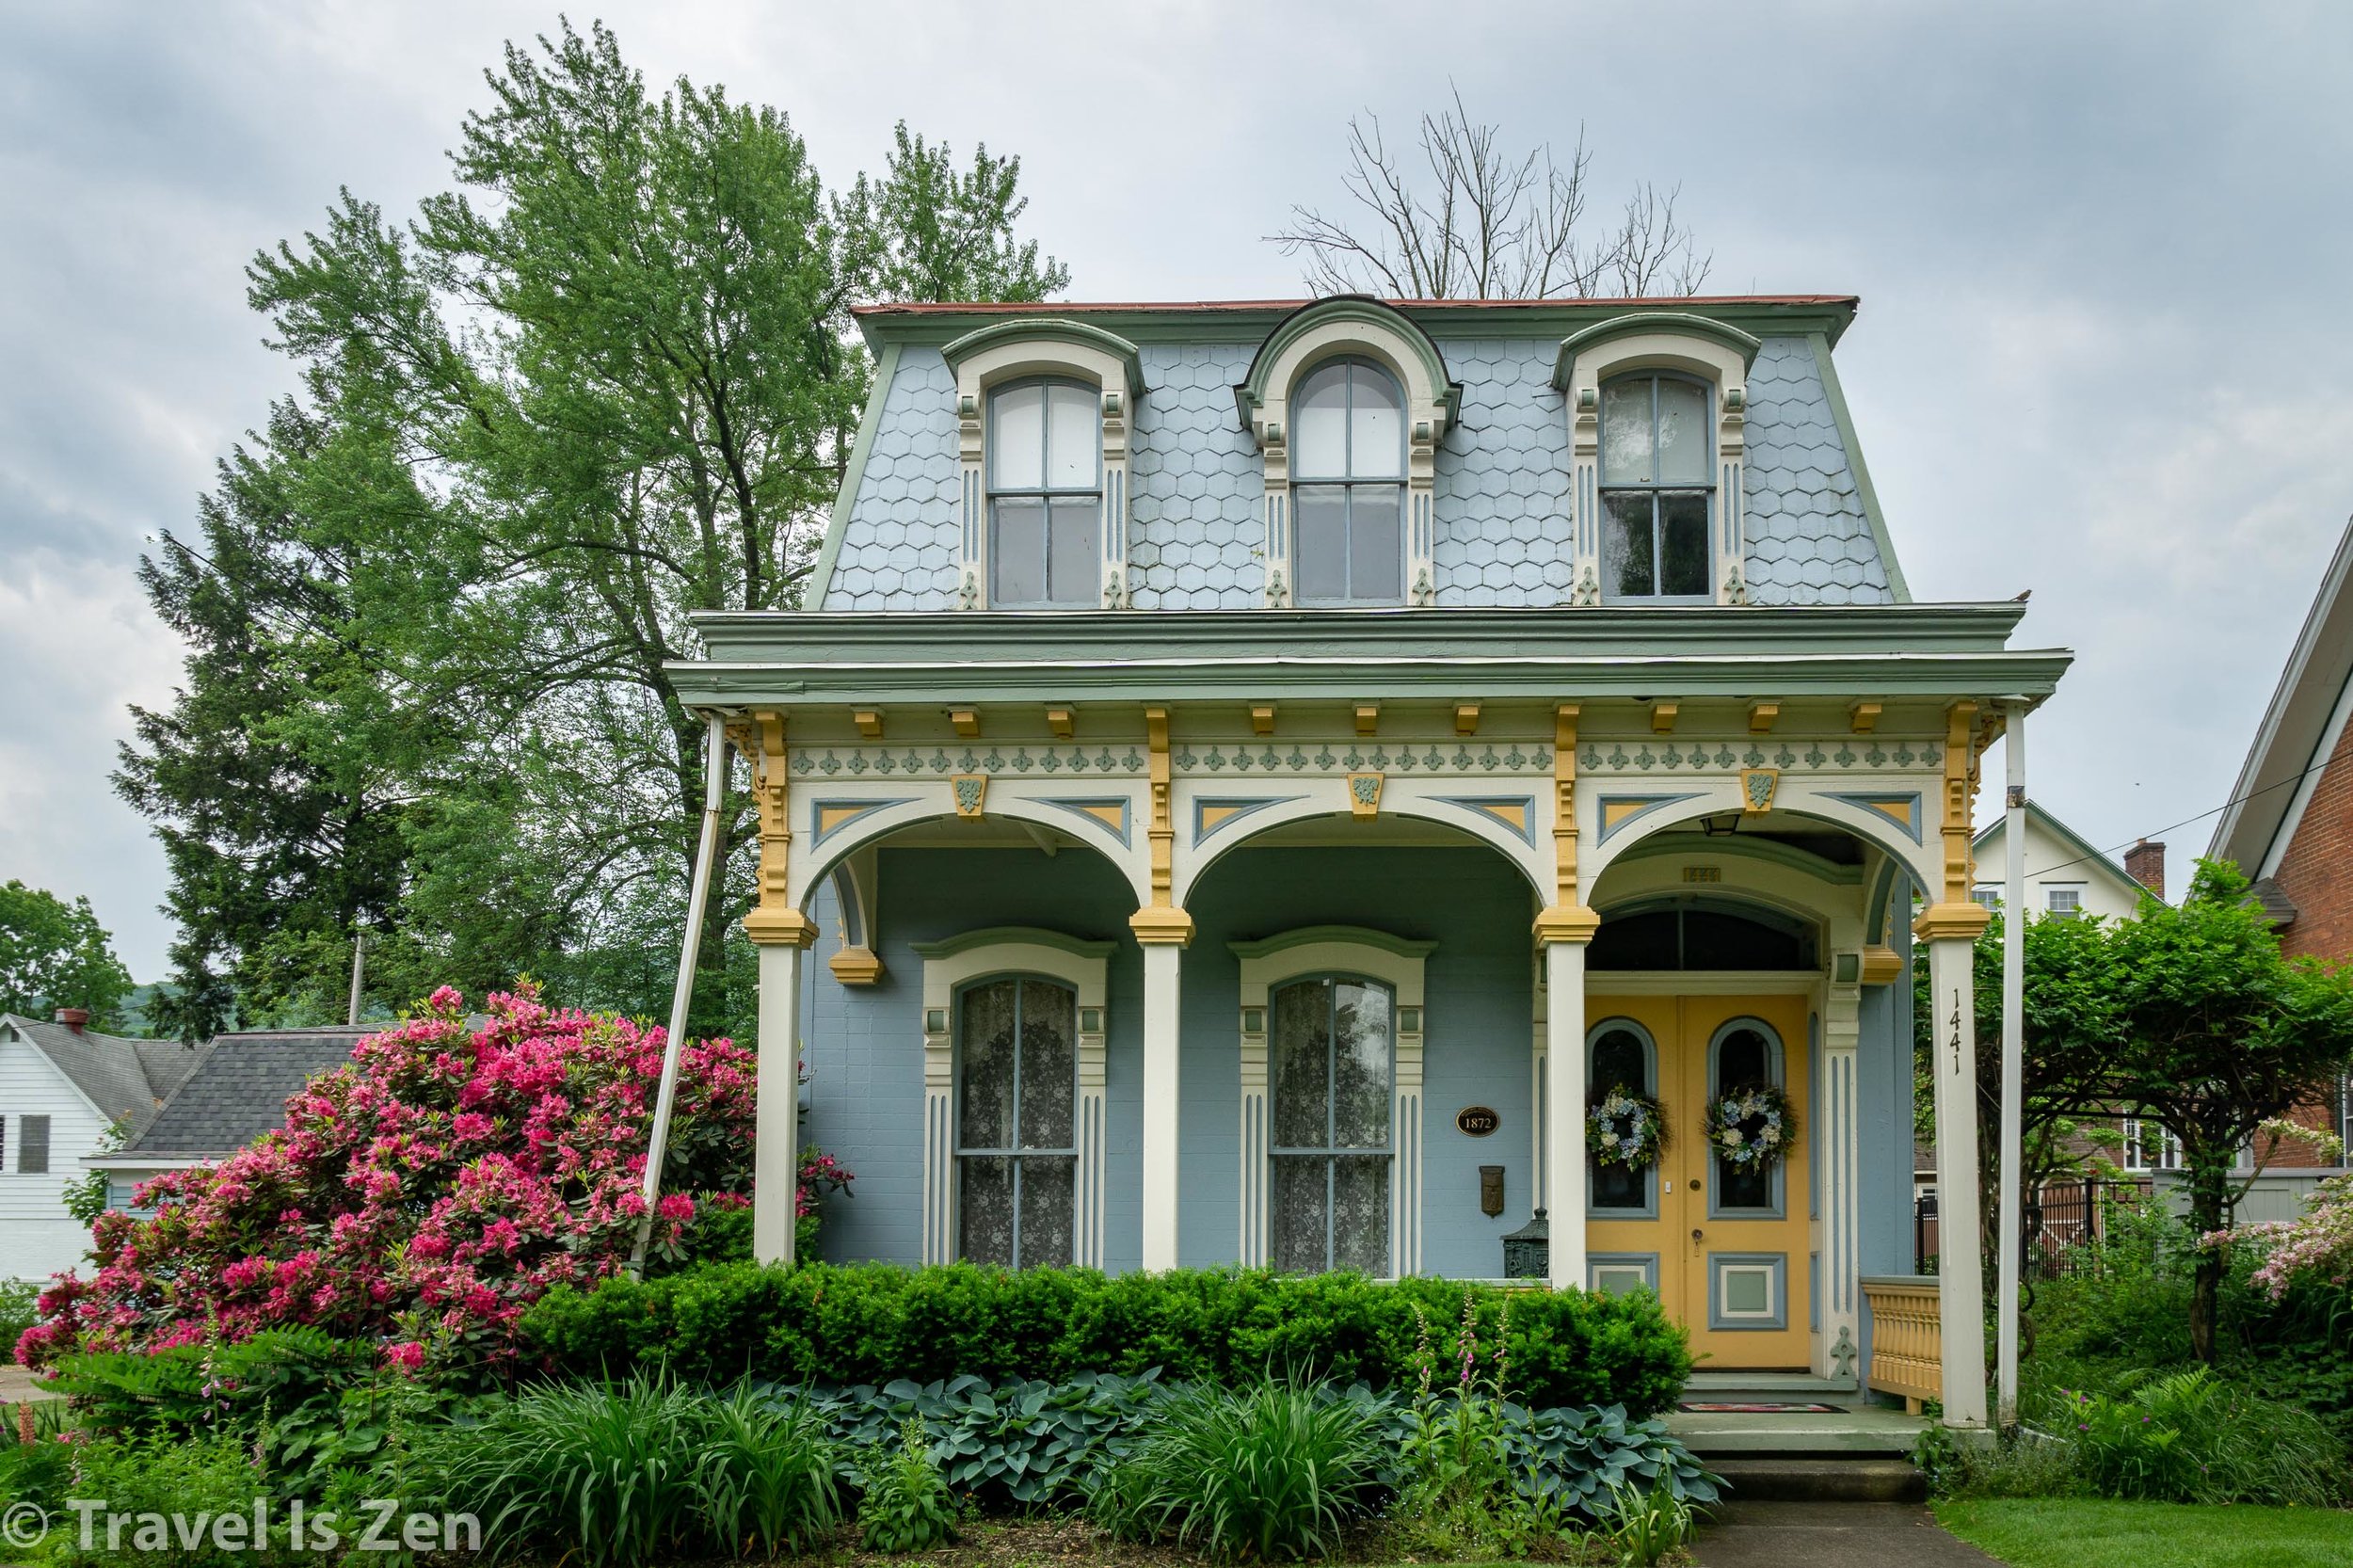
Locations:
1913;1175;2157;1277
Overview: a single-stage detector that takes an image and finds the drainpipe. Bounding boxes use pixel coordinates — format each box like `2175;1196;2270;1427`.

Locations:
1995;703;2028;1427
630;712;729;1277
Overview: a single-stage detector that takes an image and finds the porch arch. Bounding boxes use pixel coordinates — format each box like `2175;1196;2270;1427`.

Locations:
1172;785;1551;908
787;788;1153;913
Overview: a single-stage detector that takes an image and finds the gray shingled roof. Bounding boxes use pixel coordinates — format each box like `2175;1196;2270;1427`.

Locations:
0;1014;202;1135
118;1028;371;1160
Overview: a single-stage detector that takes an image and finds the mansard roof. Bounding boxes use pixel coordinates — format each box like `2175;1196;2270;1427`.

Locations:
816;294;1897;613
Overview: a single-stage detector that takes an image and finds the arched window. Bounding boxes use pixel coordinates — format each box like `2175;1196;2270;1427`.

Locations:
1270;974;1394;1272
1709;1017;1784;1214
1599;372;1713;600
955;975;1078;1266
1292;358;1406;604
987;378;1101;606
1588;1018;1657;1214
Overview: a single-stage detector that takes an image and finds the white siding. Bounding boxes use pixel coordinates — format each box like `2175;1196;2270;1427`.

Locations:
0;1031;109;1280
1972;813;2146;923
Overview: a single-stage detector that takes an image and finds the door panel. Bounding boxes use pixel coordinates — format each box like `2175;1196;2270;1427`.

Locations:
1587;992;1813;1372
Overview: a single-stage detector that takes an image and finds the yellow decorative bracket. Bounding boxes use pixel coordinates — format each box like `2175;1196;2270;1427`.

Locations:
1535;704;1599;946
740;711;818;948
1131;704;1193;946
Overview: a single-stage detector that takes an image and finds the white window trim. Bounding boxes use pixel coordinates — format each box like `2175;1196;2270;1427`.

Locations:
1238;302;1457;608
912;926;1113;1267
942;322;1143;611
1554;313;1759;607
2121;1115;2182;1173
1231;924;1434;1275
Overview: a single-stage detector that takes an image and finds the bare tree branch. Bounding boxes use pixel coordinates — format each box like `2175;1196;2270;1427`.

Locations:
1268;90;1711;300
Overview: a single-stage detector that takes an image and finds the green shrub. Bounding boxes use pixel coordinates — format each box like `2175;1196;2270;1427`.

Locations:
56;1432;275;1566
856;1416;957;1553
1600;1479;1696;1567
1094;1381;1383;1562
2053;1367;2344;1506
0;1279;36;1353
520;1262;1691;1415
42;1327;376;1434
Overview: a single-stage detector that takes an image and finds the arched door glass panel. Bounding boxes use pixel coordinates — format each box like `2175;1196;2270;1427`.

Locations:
956;976;1078;1266
1710;1021;1781;1212
1270;976;1393;1272
1589;1021;1656;1213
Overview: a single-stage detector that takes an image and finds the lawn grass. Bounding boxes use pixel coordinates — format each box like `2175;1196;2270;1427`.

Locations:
1935;1497;2353;1568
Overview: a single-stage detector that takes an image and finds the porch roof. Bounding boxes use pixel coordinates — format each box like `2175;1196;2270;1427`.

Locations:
668;601;2070;709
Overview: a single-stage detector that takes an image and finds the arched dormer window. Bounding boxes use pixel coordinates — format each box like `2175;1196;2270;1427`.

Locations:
1292;358;1406;603
1237;298;1460;608
1553;312;1761;606
986;378;1100;606
943;320;1144;610
1600;372;1713;600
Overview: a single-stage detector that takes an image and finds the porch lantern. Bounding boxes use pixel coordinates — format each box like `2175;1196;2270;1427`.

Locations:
1502;1208;1549;1280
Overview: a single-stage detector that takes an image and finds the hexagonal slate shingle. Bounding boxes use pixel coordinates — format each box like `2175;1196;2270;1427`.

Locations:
815;330;1897;612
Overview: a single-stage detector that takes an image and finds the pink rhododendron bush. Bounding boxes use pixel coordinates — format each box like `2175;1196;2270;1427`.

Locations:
16;984;764;1371
2242;1171;2353;1299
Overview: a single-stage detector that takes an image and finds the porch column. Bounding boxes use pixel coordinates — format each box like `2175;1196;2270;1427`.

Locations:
1536;905;1600;1290
1133;926;1190;1269
1917;901;1992;1427
748;929;814;1262
1822;963;1864;1381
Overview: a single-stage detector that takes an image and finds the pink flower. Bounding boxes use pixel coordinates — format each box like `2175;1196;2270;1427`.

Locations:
658;1193;696;1223
385;1342;426;1372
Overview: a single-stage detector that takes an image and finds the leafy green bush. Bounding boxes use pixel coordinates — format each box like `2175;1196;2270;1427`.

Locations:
0;1279;36;1353
41;1326;376;1433
520;1261;1691;1415
1599;1479;1696;1567
55;1433;274;1566
2056;1366;2345;1506
856;1416;958;1553
1094;1381;1384;1562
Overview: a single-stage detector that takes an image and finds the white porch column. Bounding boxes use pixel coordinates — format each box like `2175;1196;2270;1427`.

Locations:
1135;934;1187;1269
1821;965;1864;1381
1918;902;1992;1428
1536;907;1599;1290
750;935;811;1263
1996;707;2028;1426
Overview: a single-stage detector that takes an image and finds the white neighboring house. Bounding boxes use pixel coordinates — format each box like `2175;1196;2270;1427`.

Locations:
1968;800;2163;922
0;1010;202;1280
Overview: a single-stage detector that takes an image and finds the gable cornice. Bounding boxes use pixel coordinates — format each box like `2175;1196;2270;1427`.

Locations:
939;318;1144;400
1551;312;1764;392
1232;296;1462;431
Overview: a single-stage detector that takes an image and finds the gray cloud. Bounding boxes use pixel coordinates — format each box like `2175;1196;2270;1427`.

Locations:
5;0;2351;974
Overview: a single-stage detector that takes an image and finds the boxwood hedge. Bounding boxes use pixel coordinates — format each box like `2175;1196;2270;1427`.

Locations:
518;1264;1691;1416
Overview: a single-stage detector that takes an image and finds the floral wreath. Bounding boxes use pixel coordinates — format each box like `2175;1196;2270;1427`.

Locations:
1587;1084;1669;1172
1704;1084;1797;1171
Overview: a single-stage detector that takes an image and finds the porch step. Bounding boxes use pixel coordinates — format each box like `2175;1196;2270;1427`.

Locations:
1707;1457;1926;1504
1668;1389;1926;1459
1685;1371;1858;1395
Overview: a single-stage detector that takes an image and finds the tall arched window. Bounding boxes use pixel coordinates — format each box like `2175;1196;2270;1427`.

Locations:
1599;372;1713;600
1588;1018;1657;1214
1292;358;1405;604
1270;975;1394;1272
955;976;1078;1266
987;379;1100;605
1709;1018;1784;1214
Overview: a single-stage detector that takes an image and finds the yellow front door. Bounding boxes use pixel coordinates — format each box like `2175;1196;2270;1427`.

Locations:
1585;992;1812;1371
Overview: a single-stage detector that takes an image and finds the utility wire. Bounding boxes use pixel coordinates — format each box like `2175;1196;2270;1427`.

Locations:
2011;739;2351;883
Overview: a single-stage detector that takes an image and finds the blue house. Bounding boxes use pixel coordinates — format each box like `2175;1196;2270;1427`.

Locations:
666;295;2068;1423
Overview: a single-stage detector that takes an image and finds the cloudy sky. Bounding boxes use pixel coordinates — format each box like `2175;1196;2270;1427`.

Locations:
5;1;2351;980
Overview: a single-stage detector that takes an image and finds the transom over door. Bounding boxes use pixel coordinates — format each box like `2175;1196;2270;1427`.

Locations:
1585;993;1813;1371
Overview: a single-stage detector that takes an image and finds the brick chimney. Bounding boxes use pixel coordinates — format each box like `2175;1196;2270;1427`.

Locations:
2125;839;2166;902
53;1006;89;1034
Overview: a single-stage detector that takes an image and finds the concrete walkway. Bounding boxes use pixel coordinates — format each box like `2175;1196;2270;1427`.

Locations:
1696;1501;2000;1566
0;1365;55;1403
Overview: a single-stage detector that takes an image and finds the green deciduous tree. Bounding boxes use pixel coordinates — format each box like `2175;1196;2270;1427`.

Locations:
0;880;136;1026
118;21;1065;1038
2097;861;2353;1360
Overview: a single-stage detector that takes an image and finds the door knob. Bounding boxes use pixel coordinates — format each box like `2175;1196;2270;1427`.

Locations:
1690;1227;1705;1243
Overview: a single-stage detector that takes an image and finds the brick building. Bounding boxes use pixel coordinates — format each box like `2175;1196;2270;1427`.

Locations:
2210;517;2353;1179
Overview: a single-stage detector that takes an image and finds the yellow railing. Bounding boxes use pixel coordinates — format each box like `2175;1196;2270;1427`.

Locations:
1861;1275;1942;1413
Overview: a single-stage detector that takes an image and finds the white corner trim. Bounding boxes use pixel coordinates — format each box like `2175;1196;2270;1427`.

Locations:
1233;928;1431;1274
918;930;1112;1267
